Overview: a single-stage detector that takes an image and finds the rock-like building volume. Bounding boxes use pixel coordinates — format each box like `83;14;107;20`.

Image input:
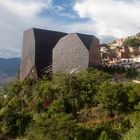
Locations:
53;33;100;73
19;28;101;80
19;28;67;80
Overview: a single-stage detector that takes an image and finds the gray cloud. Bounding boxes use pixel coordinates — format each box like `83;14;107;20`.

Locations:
0;0;140;58
0;0;52;58
74;0;140;37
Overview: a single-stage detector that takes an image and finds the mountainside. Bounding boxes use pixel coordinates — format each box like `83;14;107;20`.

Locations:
109;33;140;48
0;58;20;86
0;69;140;139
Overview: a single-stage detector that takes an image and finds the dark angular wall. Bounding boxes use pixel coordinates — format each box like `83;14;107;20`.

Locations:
77;33;101;66
19;28;67;80
33;28;67;76
89;36;101;67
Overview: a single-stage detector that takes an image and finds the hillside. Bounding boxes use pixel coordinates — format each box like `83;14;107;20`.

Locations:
0;58;20;85
0;69;140;140
110;33;140;48
0;58;20;74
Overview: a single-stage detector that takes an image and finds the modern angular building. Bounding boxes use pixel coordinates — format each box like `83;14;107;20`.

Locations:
19;28;67;80
53;33;101;73
19;28;101;80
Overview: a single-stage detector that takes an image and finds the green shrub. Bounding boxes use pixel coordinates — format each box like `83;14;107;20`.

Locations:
123;113;140;140
96;83;130;115
122;38;140;48
26;113;78;140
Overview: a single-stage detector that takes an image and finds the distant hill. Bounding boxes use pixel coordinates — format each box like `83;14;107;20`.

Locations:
0;58;20;86
110;33;140;48
0;58;20;74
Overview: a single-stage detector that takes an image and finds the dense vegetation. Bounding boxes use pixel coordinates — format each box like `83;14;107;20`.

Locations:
0;69;140;140
96;66;138;80
122;38;140;48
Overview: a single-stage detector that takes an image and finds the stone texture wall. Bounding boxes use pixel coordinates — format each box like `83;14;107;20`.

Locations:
53;34;89;73
19;29;36;80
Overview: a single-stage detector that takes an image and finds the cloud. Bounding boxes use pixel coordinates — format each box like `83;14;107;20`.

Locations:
0;0;52;58
74;0;140;37
1;0;52;17
1;0;140;58
0;0;81;58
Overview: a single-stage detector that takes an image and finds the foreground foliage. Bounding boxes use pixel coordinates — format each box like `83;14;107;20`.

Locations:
0;69;140;140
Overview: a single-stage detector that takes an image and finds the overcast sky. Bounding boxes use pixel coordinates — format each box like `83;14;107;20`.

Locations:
0;0;140;58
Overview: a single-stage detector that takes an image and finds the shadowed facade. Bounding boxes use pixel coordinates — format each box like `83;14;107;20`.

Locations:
19;28;67;80
53;33;101;73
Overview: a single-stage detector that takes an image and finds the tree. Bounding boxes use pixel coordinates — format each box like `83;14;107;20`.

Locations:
122;38;140;48
26;113;78;140
96;83;130;115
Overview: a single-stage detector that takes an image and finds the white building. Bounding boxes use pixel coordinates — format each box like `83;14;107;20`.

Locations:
118;58;134;68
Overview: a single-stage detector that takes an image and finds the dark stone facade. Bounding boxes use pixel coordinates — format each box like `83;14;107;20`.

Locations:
53;33;101;73
19;28;67;80
20;28;100;80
